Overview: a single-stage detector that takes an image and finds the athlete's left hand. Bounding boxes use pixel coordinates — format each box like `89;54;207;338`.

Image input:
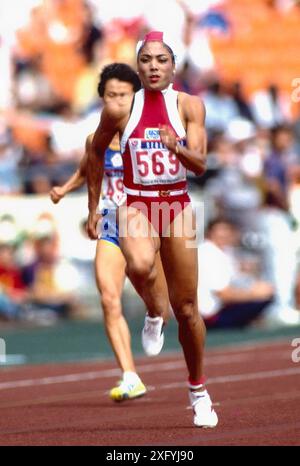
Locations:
159;124;178;153
86;210;101;240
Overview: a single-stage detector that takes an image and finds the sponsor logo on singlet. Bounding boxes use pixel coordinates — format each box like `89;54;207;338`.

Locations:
144;128;160;140
110;152;123;168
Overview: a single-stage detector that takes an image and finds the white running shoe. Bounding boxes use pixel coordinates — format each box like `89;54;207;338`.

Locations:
189;389;218;428
142;315;164;356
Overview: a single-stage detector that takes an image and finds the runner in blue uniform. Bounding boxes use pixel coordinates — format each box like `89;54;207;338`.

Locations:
50;63;147;401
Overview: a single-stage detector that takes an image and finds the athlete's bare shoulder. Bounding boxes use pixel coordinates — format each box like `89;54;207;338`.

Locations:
177;91;206;123
178;92;205;113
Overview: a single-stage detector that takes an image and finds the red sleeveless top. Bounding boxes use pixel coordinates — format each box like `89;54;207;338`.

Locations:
120;85;187;195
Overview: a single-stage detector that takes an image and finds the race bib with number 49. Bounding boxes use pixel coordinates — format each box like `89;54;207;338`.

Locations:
129;139;186;186
102;174;124;206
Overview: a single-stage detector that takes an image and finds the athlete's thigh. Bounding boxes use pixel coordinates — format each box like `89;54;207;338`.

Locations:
160;205;198;303
118;204;160;264
95;240;126;294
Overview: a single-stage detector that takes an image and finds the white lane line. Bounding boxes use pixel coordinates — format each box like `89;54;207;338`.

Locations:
0;351;298;392
211;366;300;384
0;353;252;391
158;366;300;390
1;366;300;411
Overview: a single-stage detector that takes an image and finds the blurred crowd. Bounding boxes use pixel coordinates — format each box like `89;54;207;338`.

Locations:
0;0;300;327
0;212;96;325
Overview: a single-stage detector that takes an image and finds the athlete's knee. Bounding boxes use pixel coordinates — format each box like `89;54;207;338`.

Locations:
100;289;121;317
126;255;155;281
172;299;198;323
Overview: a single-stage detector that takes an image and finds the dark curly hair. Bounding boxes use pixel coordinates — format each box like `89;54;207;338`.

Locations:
97;63;141;97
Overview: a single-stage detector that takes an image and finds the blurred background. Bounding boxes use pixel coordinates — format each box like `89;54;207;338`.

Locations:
0;0;300;334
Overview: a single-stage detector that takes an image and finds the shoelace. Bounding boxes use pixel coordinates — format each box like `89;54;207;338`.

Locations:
118;380;135;392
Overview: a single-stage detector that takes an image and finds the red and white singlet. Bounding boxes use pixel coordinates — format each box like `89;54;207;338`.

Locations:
120;84;189;203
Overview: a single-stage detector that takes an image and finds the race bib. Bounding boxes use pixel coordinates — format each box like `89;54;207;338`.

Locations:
102;174;124;206
129;139;186;186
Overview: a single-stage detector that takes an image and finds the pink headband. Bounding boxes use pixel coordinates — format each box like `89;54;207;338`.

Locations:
136;30;177;62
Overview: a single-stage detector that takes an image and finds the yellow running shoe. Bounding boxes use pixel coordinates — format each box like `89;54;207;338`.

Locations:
110;379;147;402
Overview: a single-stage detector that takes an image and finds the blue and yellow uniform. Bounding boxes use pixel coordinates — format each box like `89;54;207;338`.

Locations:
99;143;124;247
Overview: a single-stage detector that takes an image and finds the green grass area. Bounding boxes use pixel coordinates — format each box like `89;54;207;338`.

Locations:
0;316;299;366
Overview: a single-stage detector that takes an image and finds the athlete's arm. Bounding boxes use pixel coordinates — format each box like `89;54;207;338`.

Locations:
49;166;85;204
49;135;93;204
86;103;127;239
159;94;207;176
216;281;274;303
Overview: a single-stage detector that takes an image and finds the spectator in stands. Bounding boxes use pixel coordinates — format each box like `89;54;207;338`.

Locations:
231;81;255;122
48;102;86;162
198;218;274;329
204;122;263;231
255;185;300;326
251;84;291;129
0;218;27;320
263;124;299;204
21;137;76;195
293;110;300;155
201;79;239;132
13;59;54;112
79;1;103;64
22;216;81;318
0;126;23;195
174;60;200;95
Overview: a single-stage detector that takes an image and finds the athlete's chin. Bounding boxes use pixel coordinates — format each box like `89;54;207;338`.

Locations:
144;80;170;91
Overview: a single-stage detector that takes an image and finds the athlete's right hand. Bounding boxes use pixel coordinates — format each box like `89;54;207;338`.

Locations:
86;211;101;240
50;186;65;204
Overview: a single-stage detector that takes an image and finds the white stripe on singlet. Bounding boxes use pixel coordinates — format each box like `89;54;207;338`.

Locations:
120;89;144;154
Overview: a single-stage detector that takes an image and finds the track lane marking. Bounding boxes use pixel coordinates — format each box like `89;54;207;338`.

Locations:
0;366;300;409
0;354;251;390
0;347;296;391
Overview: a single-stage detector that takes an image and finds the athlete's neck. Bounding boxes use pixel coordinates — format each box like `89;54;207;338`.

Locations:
143;83;173;94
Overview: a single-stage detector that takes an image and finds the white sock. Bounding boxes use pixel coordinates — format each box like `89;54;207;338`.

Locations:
146;315;163;323
123;371;140;385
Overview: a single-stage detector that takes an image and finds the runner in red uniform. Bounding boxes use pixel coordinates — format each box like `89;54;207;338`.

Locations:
87;32;218;427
